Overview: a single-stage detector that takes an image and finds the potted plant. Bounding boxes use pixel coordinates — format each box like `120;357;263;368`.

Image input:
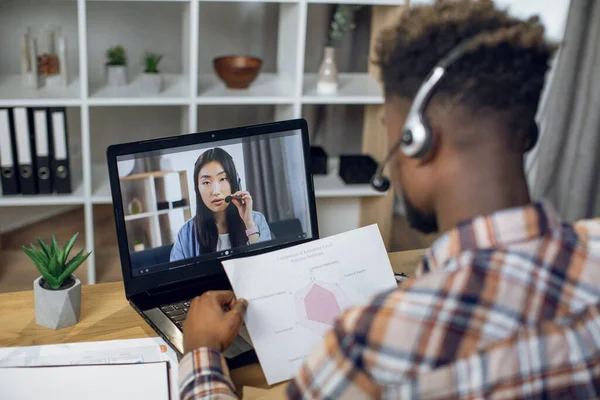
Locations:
21;233;91;330
317;5;363;95
133;239;145;252
105;45;127;87
140;52;163;95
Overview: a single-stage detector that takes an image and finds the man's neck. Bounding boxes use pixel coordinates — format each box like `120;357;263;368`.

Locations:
434;157;531;233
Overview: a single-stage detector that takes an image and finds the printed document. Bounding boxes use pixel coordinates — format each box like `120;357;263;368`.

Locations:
0;362;170;400
222;224;397;384
0;337;178;399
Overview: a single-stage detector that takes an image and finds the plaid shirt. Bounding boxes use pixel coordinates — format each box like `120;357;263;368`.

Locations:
179;202;600;399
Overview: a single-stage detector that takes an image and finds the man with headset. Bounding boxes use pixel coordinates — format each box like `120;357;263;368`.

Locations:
179;1;600;398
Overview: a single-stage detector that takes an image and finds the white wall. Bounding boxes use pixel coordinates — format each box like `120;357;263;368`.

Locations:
494;0;571;42
409;0;570;41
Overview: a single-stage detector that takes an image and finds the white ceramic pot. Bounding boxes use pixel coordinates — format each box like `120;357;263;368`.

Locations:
134;243;145;252
106;65;127;87
33;275;81;330
140;73;162;95
45;74;62;89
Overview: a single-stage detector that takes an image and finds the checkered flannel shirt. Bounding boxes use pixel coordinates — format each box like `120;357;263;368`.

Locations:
179;202;600;399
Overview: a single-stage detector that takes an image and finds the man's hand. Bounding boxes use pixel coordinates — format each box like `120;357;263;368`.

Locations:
183;290;248;355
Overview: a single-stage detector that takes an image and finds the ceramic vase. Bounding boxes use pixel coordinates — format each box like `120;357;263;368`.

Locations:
140;73;163;95
316;47;339;95
106;65;127;87
33;275;81;330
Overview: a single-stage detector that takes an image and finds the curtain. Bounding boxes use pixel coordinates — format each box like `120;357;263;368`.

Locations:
243;137;295;224
530;0;600;221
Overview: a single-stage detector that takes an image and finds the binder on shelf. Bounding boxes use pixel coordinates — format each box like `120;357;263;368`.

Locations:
49;108;71;194
13;107;37;195
0;108;20;195
32;108;53;194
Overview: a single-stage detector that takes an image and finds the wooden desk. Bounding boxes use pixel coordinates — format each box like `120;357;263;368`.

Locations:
0;249;425;391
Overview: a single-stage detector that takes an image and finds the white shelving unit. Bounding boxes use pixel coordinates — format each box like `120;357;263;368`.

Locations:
0;0;394;284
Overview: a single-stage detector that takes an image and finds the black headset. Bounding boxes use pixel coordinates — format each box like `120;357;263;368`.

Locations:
371;40;539;192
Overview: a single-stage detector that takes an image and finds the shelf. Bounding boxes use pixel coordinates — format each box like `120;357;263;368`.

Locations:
92;164;112;204
197;74;295;104
88;74;190;106
124;206;190;221
121;170;185;181
307;0;405;4
0;181;86;206
0;75;81;107
199;0;298;2
313;158;386;198
88;0;189;2
302;73;383;104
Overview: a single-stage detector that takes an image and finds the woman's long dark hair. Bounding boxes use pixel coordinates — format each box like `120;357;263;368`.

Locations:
193;148;247;253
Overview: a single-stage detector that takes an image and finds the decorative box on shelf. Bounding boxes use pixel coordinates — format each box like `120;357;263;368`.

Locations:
338;154;378;185
310;146;328;175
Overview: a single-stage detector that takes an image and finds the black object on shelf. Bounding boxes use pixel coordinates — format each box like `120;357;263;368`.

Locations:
338;155;379;184
310;146;328;175
157;201;169;210
172;199;188;208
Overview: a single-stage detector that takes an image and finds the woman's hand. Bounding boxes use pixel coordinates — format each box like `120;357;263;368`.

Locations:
230;191;255;228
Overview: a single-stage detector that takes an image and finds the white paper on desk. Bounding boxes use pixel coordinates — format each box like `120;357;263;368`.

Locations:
0;362;170;400
222;224;397;384
0;337;179;400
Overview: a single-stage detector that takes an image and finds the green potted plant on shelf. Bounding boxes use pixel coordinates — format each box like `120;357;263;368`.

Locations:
140;52;163;95
105;45;128;87
317;5;364;95
21;233;91;330
133;239;145;252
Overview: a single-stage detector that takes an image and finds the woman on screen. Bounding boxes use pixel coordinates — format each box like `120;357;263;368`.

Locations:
170;147;271;261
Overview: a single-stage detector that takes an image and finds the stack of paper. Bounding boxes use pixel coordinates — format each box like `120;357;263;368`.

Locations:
0;362;170;400
0;337;178;400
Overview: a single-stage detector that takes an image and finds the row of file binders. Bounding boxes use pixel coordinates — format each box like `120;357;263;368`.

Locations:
0;107;71;195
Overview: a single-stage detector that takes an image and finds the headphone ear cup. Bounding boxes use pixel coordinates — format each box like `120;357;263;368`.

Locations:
403;121;434;159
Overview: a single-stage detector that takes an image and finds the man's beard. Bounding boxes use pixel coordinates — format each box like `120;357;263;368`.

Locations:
403;195;439;234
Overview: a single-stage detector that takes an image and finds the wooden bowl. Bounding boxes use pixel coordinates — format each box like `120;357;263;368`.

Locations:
213;56;263;89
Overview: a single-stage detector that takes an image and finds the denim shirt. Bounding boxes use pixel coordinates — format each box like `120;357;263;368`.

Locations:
170;211;271;262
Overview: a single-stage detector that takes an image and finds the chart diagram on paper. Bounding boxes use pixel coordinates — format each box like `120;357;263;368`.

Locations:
222;224;397;384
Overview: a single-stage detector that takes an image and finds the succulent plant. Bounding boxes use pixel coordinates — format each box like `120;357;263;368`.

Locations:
328;5;364;48
106;45;127;66
144;52;163;73
21;233;91;290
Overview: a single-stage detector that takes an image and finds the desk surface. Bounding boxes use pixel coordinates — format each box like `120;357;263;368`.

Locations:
0;249;425;391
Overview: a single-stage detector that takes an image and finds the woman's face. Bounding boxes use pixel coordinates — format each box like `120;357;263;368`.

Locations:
198;161;232;213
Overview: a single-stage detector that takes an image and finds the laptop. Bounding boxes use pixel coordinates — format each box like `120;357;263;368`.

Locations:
106;119;319;367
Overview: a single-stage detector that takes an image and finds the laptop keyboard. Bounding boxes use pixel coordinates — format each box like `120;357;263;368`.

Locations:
160;300;192;330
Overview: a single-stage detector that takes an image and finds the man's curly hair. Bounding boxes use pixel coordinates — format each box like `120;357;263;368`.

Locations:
375;0;557;121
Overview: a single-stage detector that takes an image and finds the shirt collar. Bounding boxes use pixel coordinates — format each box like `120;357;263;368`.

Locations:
422;201;561;271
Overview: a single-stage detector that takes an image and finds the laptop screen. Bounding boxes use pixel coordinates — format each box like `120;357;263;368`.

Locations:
115;129;314;277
